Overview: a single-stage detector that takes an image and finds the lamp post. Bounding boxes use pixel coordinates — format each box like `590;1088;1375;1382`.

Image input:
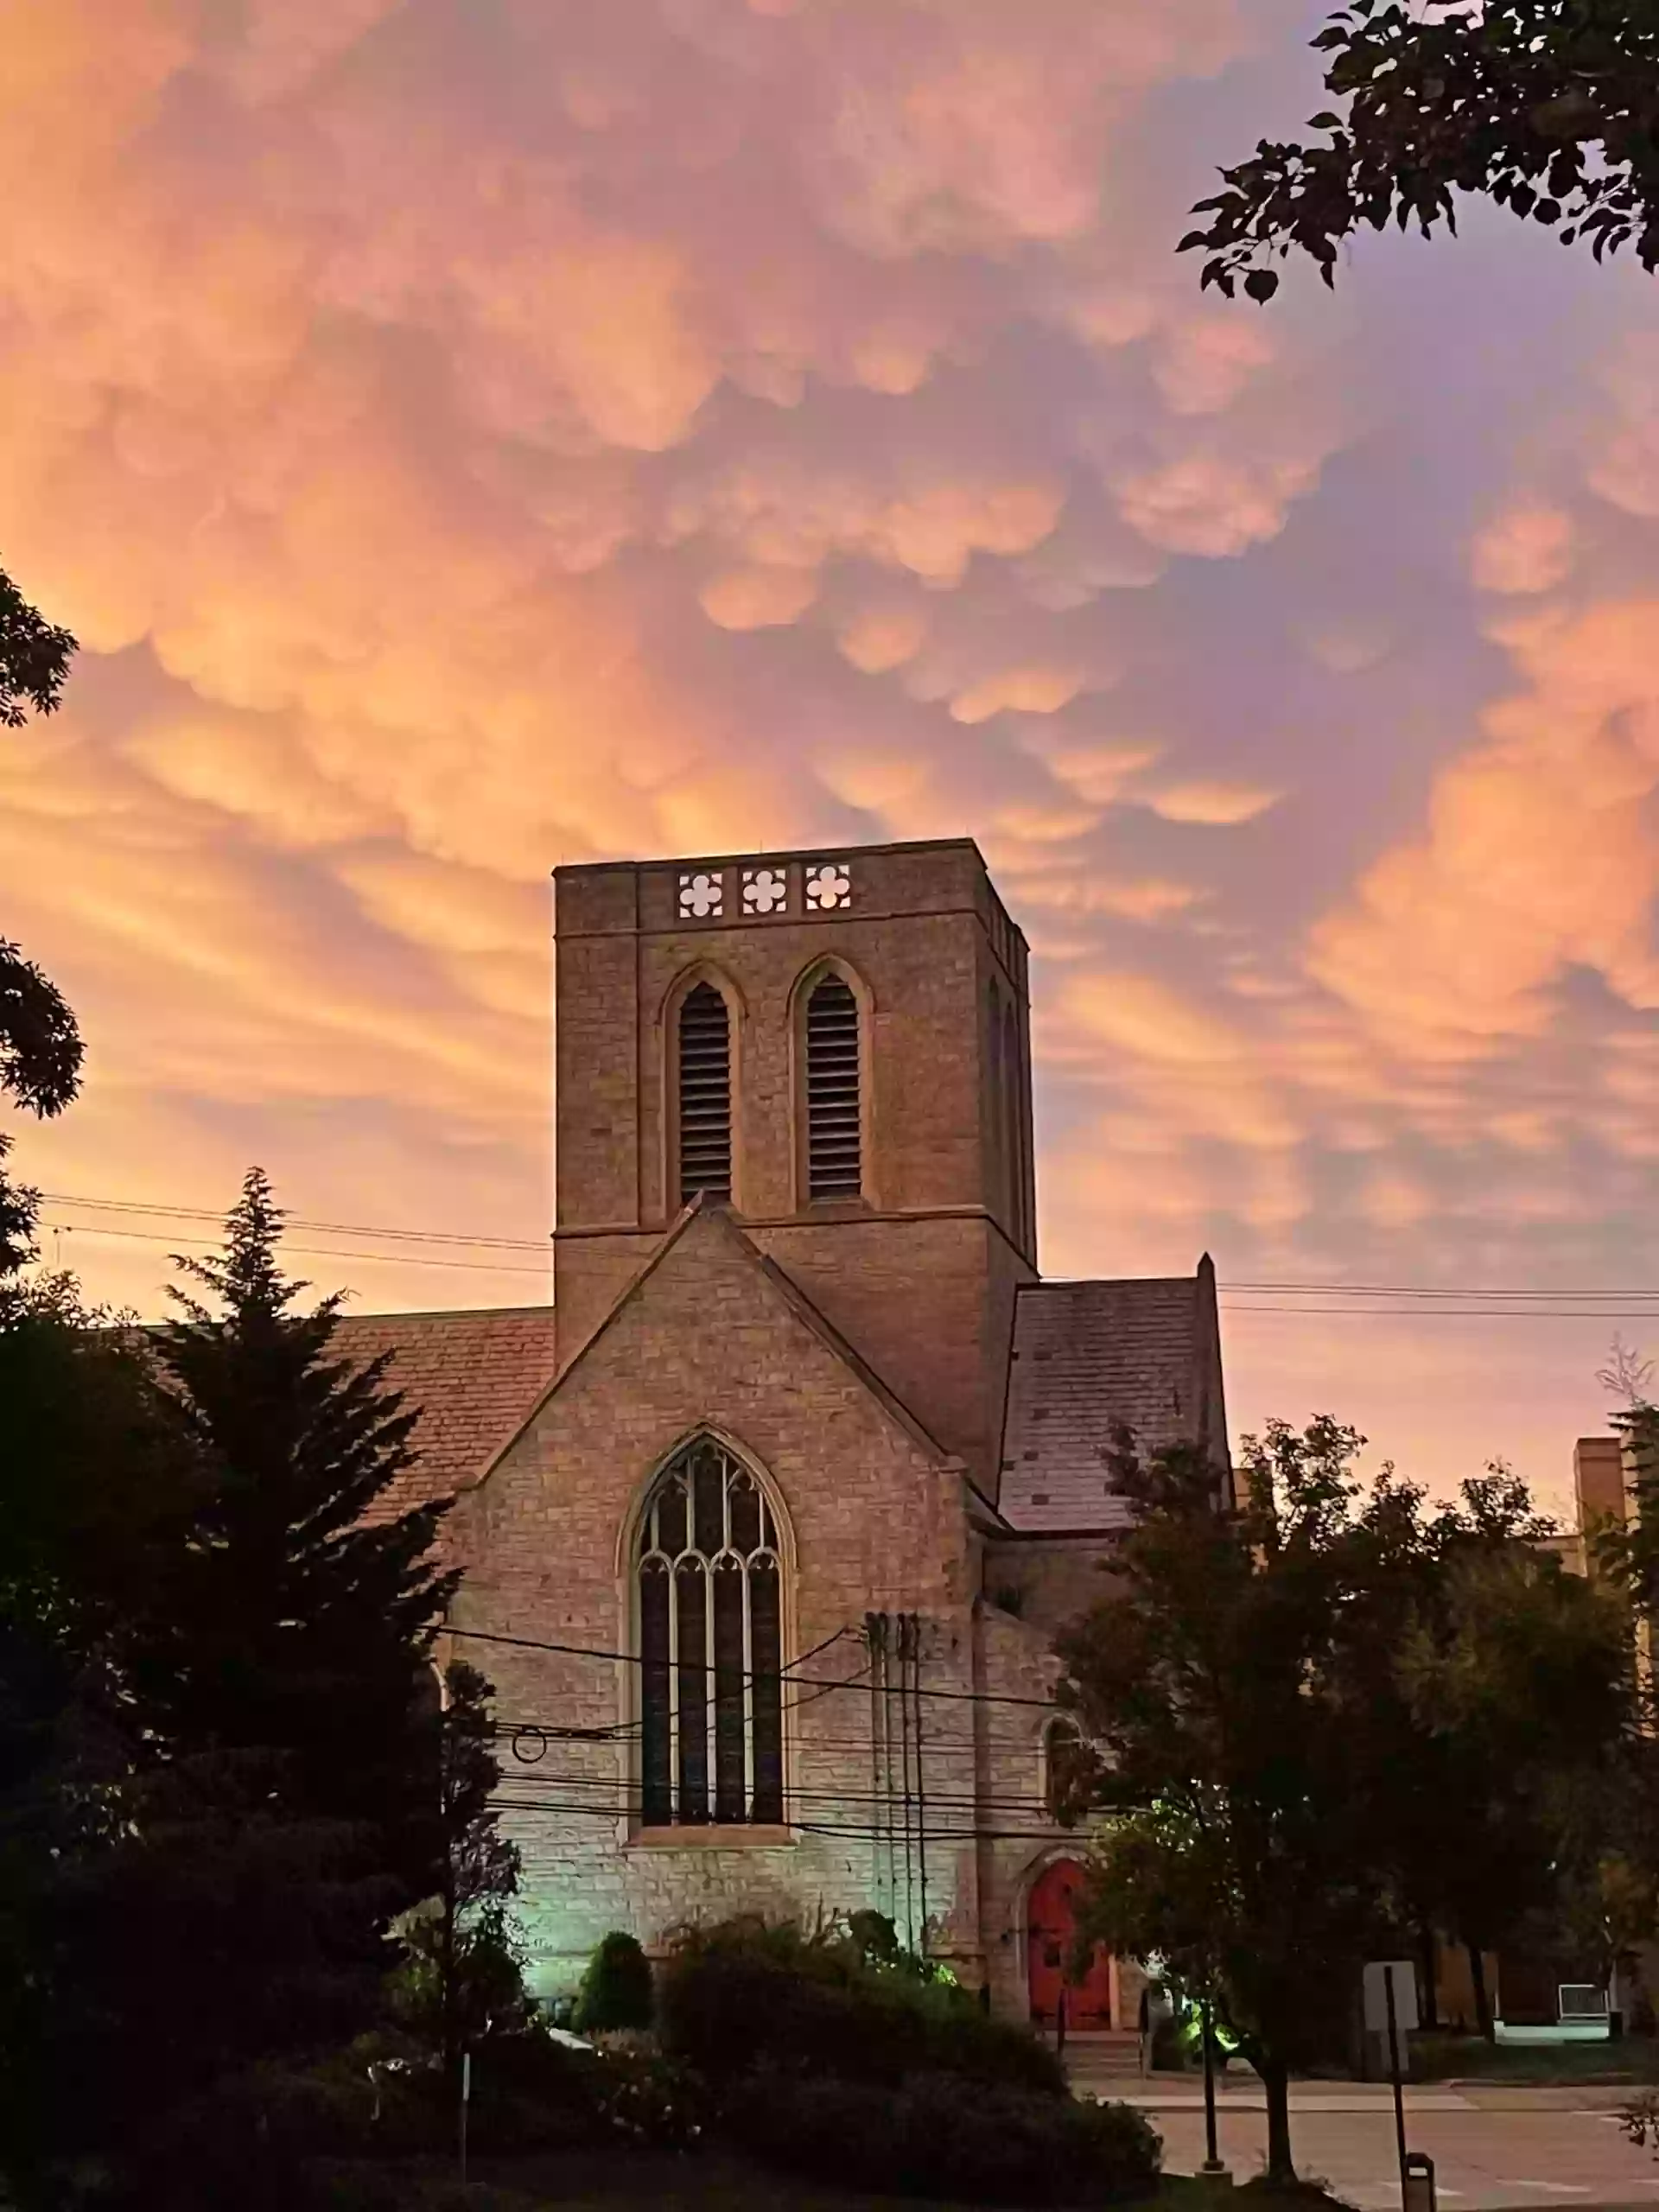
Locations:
1199;1990;1230;2185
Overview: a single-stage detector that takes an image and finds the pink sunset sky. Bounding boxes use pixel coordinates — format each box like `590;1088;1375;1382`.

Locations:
6;0;1659;1521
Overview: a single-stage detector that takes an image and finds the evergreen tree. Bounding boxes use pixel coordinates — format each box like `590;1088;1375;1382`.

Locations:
575;1931;654;2037
390;1660;527;2081
137;1166;460;1927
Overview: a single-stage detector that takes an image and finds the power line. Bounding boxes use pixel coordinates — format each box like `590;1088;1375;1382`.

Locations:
35;1219;548;1277
34;1187;1659;1306
445;1624;1058;1711
1223;1279;1659;1300
37;1190;547;1252
484;1796;1064;1845
489;1768;1062;1818
1221;1303;1659;1319
41;1218;1659;1314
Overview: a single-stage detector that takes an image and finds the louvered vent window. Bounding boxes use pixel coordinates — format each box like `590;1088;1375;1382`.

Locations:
805;975;861;1199
678;982;732;1204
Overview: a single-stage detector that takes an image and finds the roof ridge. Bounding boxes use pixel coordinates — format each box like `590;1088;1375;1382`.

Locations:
335;1301;555;1325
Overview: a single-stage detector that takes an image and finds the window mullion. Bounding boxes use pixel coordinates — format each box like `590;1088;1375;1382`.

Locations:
702;1558;716;1820
667;1557;681;1823
741;1560;756;1819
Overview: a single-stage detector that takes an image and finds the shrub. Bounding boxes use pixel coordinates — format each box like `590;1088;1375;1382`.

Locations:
727;2067;1161;2205
658;1916;1064;2096
114;2057;385;2211
574;1929;654;2035
598;2050;706;2152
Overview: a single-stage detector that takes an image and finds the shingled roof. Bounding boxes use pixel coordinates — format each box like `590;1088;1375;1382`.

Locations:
997;1267;1221;1533
328;1304;559;1525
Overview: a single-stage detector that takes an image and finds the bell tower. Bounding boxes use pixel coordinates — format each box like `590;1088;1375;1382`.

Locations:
550;838;1037;1487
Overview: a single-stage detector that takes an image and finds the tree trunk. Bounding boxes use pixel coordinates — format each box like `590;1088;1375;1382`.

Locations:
441;1891;460;2083
1467;1941;1494;2043
1419;1924;1440;2031
1259;2050;1296;2184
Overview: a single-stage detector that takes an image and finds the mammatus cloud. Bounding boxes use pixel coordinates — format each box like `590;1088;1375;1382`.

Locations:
3;0;1657;1511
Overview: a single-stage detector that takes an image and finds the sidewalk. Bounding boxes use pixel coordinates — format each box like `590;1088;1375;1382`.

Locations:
1067;2067;1641;2115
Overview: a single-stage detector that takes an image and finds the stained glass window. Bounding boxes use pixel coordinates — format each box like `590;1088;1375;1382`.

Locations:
637;1439;785;1827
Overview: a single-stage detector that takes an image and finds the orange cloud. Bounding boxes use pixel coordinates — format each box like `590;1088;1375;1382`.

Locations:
1308;599;1659;1056
1470;504;1577;595
1143;781;1281;825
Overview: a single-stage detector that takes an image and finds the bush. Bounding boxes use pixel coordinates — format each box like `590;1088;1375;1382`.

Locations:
598;2050;706;2152
113;2056;385;2211
727;2067;1161;2204
574;1929;655;2034
658;1916;1065;2096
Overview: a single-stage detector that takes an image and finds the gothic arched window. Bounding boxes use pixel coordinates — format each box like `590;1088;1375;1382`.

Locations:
677;980;733;1205
1042;1714;1089;1828
804;972;862;1199
637;1439;785;1827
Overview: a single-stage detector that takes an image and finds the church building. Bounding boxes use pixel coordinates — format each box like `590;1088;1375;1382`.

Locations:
337;837;1230;2024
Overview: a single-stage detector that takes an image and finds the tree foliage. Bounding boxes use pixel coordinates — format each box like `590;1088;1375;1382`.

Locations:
137;1166;460;1912
575;1930;656;2036
389;1659;528;2077
1058;1418;1633;2181
0;565;74;730
0;1172;465;2201
0;559;79;1277
1182;1;1659;302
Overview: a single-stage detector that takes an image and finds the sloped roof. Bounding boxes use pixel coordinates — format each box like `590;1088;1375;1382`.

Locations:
998;1275;1204;1533
327;1305;559;1524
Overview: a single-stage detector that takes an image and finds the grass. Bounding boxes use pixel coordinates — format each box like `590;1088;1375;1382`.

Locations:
1408;2034;1659;2087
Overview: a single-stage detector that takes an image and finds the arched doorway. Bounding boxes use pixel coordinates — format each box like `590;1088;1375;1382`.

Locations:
1027;1858;1114;2030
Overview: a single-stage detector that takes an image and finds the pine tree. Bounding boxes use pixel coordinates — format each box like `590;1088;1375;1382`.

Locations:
139;1166;459;1935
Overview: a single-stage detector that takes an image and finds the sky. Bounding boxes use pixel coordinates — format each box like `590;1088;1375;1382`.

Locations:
5;0;1659;1522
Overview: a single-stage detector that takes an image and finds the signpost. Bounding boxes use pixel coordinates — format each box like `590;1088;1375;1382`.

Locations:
1363;1962;1419;2212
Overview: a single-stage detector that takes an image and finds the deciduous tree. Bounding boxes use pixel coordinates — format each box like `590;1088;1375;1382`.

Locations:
1058;1420;1391;2183
1183;2;1659;303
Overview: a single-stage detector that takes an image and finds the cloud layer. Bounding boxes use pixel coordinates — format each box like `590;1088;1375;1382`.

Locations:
6;0;1659;1513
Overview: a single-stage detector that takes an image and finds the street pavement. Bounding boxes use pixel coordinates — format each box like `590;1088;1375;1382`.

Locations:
1063;2058;1659;2210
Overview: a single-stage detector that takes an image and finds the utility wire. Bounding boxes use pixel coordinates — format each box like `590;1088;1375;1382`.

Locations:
484;1796;1066;1845
37;1190;547;1251
33;1186;1659;1309
35;1218;548;1276
1220;1303;1659;1319
445;1624;1059;1711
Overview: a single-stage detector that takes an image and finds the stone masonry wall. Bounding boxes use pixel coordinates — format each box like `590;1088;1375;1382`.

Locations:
442;1205;991;2002
550;840;1037;1489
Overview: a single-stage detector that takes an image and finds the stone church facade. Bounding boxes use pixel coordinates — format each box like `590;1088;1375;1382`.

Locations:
340;837;1230;2023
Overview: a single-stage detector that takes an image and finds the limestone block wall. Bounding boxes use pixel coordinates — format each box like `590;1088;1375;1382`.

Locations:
442;1206;991;2002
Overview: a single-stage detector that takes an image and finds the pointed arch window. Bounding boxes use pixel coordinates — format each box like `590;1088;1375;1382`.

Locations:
637;1439;785;1827
677;981;732;1205
804;973;862;1199
1042;1714;1090;1827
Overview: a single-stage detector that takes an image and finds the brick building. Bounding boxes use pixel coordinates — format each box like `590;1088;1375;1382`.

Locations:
337;837;1230;2022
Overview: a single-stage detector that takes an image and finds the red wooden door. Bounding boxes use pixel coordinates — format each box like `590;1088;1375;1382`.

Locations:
1027;1859;1113;2029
